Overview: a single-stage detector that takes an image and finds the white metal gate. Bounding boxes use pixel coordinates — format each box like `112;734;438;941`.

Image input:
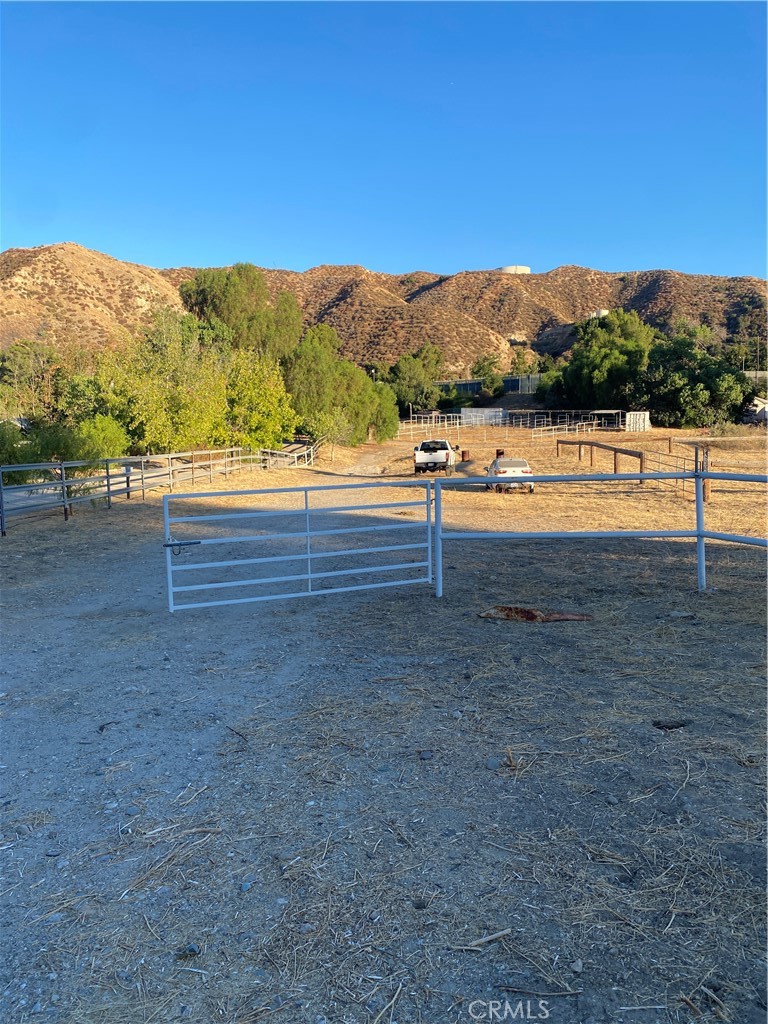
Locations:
163;480;434;611
163;469;766;611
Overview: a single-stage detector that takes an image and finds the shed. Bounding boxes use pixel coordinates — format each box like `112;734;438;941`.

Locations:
743;396;768;424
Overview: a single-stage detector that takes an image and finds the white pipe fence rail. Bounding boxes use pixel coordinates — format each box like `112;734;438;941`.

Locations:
531;422;596;440
397;411;626;442
161;470;767;610
433;471;767;596
0;442;322;535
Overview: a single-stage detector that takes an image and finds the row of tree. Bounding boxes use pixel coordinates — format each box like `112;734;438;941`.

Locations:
536;309;757;426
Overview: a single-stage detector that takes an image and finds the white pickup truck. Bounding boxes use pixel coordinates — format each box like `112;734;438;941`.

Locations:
413;439;458;476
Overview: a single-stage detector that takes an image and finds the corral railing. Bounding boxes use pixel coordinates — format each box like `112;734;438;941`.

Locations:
0;448;251;535
397;410;629;441
532;422;596;440
0;441;322;535
163;480;434;611
161;470;767;609
433;470;768;596
253;440;320;469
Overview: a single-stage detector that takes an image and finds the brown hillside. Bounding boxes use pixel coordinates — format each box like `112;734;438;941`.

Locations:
1;243;765;374
0;243;184;350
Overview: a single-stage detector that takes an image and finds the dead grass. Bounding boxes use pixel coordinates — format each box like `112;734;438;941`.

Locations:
1;428;765;1024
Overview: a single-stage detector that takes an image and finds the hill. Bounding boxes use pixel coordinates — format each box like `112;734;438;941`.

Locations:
1;243;765;373
0;243;184;352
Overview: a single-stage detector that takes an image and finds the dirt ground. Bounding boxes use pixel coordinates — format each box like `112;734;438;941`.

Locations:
1;429;766;1024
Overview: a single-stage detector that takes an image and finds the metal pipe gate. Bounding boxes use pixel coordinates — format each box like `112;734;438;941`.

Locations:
163;480;434;611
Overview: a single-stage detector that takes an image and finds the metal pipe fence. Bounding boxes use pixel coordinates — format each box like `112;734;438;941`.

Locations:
160;470;767;610
0;442;320;535
531;422;597;440
434;470;767;596
397;410;629;442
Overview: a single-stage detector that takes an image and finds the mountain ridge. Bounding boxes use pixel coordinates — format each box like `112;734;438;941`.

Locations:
1;242;764;373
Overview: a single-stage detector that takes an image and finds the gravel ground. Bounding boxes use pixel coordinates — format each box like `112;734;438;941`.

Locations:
1;440;766;1024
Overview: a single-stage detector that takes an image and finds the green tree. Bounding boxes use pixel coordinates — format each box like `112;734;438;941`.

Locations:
74;415;130;461
562;309;656;407
535;368;567;407
311;408;353;461
180;264;302;360
0;340;61;419
470;353;504;397
369;381;401;440
631;331;755;427
283;324;399;444
0;422;29;465
225;351;298;449
538;353;558;373
385;343;445;414
272;291;305;361
510;347;536;375
27;422;82;463
55;373;104;422
97;310;229;452
282;324;342;430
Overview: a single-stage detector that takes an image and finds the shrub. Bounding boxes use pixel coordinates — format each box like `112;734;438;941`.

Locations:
75;415;131;461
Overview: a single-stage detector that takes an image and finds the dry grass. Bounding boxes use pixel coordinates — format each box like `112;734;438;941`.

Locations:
1;427;765;1024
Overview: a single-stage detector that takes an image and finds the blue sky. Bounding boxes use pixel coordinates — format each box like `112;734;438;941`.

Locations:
2;1;765;277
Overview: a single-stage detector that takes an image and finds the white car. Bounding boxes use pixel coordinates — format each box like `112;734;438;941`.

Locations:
484;457;535;493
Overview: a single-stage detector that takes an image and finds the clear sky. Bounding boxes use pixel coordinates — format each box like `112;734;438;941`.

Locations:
1;1;765;278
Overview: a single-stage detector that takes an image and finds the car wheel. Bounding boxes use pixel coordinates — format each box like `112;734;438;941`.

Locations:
529;484;535;493
495;483;503;494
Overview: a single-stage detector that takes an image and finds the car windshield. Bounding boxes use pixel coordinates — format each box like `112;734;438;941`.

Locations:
496;459;529;469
